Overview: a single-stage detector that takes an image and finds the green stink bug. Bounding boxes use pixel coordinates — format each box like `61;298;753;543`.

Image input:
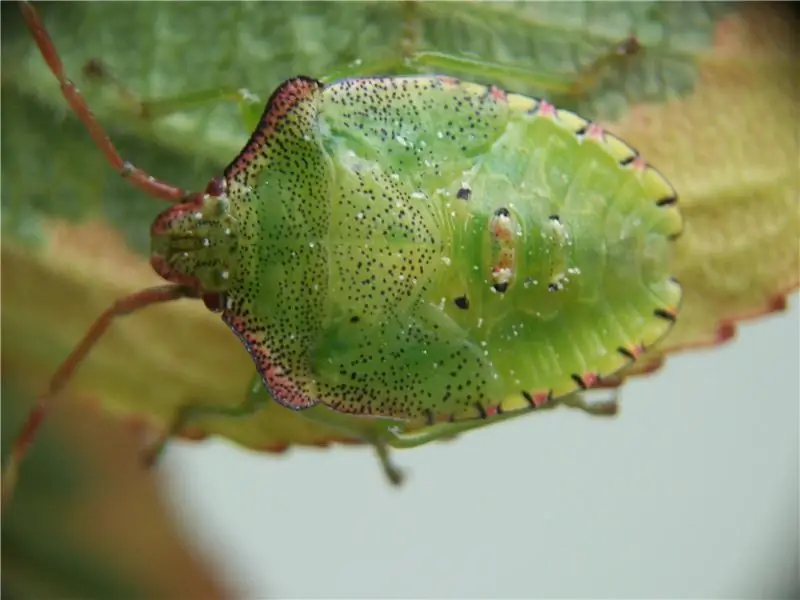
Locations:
4;2;681;500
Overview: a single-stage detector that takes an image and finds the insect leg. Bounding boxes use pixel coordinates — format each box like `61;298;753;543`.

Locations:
565;35;642;97
81;58;264;134
385;390;617;453
1;284;193;508
19;1;186;203
400;35;641;99
374;443;405;487
139;385;271;467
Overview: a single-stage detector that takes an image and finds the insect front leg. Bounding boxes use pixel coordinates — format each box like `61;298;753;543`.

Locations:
140;377;272;467
373;443;405;487
80;58;264;135
400;35;640;100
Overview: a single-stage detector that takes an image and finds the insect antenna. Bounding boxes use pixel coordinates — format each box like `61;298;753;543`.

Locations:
19;1;186;203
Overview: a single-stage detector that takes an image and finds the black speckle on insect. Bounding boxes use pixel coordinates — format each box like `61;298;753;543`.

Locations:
571;374;588;390
454;295;469;310
492;281;509;293
547;282;561;292
548;214;560;222
494;207;510;218
653;308;676;322
456;186;471;200
350;315;360;323
619;154;639;166
656;195;678;207
617;346;636;360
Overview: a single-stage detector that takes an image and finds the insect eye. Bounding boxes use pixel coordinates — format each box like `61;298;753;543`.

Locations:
205;177;227;197
201;292;226;313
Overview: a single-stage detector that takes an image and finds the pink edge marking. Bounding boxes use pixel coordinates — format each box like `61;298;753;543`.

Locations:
489;86;506;102
484;404;499;417
533;392;550;408
582;372;600;389
536;100;556;118
586;123;605;141
632;156;647;172
224;314;317;410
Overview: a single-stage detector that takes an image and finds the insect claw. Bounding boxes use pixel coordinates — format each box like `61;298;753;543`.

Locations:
375;443;405;486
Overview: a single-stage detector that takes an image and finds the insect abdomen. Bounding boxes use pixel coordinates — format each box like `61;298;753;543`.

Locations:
428;96;682;417
226;75;681;424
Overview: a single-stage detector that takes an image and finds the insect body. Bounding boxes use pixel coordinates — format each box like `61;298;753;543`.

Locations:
5;2;681;501
212;76;682;426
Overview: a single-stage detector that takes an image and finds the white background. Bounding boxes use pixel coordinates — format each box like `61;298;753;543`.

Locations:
163;298;798;599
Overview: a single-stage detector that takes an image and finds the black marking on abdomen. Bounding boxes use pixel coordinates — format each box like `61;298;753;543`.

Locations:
522;391;535;407
654;308;676;322
656;195;678;207
571;374;588;390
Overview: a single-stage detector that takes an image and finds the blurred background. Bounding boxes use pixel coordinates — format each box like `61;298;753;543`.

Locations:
2;2;798;598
